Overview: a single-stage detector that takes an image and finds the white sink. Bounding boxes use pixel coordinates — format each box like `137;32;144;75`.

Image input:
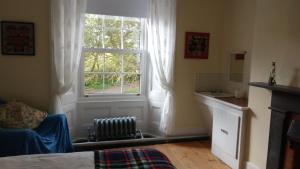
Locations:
197;91;234;98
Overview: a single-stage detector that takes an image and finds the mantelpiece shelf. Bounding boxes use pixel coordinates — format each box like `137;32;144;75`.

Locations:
249;82;300;96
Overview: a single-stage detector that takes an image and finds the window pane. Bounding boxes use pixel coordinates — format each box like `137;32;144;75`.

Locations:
83;14;144;96
124;74;140;94
84;14;102;48
104;15;121;28
84;52;104;72
124;53;140;73
104;30;121;49
84;73;103;95
123;17;141;30
123;30;140;50
85;14;102;28
102;74;121;94
84;27;102;48
104;53;121;72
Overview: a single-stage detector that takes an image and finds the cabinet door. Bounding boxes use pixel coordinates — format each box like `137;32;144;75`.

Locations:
212;107;240;158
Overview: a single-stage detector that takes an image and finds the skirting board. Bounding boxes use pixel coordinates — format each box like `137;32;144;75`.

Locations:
73;135;210;152
245;161;260;169
169;127;208;136
148;124;208;137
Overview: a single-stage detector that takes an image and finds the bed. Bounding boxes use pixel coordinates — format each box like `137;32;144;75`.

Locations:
0;148;176;169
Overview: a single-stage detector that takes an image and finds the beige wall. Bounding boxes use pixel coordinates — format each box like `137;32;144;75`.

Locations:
221;0;256;97
174;0;225;129
0;0;50;110
220;0;300;168
247;0;300;168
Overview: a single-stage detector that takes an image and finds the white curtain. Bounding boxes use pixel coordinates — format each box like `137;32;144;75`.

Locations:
50;0;87;113
147;0;177;135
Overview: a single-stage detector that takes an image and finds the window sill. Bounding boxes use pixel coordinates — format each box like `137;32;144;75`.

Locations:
77;95;147;103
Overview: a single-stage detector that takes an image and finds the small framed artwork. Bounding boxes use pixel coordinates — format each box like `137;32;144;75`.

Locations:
1;21;35;55
184;32;210;59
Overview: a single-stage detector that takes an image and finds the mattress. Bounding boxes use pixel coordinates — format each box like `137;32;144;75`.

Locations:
0;152;94;169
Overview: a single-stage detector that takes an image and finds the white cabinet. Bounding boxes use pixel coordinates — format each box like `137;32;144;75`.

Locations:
213;108;240;158
195;92;248;169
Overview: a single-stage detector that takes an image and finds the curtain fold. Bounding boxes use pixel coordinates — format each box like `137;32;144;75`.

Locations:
50;0;87;113
147;0;177;135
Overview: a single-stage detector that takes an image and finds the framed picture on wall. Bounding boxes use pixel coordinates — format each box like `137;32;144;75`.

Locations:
1;21;35;55
184;32;210;59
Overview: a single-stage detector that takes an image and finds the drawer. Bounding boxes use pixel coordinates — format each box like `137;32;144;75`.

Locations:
212;108;240;158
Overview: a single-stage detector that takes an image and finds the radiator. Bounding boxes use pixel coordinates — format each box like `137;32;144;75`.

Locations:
93;117;140;141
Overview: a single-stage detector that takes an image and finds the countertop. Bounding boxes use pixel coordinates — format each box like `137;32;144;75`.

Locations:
217;97;248;107
194;92;249;110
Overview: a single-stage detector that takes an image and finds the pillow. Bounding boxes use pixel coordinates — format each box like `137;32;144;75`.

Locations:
0;101;47;129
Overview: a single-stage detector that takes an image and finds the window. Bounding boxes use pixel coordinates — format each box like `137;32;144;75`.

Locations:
82;14;145;96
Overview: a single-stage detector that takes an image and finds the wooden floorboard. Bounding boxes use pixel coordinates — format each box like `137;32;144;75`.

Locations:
115;141;231;169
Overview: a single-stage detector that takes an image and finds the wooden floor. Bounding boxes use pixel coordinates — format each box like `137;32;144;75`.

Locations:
134;141;230;169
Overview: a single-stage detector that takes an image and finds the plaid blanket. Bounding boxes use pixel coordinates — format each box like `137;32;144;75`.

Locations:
94;148;176;169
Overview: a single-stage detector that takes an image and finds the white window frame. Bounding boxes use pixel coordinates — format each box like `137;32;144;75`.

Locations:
78;14;148;100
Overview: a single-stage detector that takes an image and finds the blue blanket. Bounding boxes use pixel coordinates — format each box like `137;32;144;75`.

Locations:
0;114;73;157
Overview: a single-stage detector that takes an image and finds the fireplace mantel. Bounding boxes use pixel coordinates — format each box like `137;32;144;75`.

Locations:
249;82;300;169
249;82;300;96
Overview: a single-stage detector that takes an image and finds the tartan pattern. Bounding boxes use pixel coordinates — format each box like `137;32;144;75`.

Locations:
94;148;176;169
